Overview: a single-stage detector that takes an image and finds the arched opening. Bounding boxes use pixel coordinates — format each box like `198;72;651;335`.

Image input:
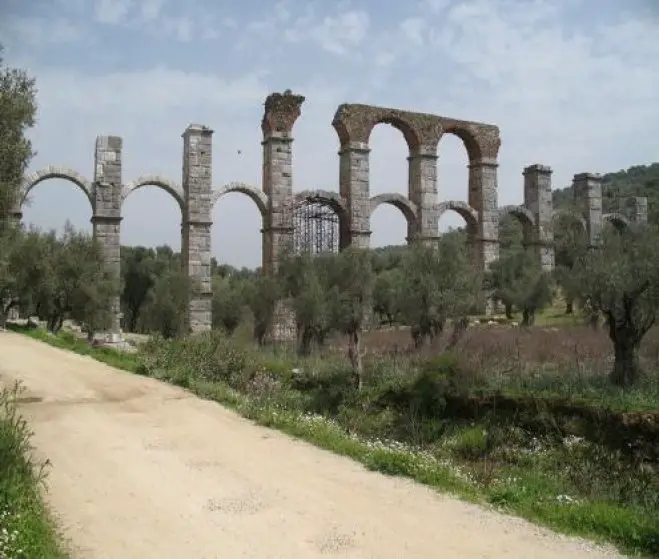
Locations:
212;189;263;272
120;183;184;335
437;133;470;232
21;175;93;235
369;123;410;247
498;206;535;259
211;189;264;336
292;199;341;255
437;202;480;268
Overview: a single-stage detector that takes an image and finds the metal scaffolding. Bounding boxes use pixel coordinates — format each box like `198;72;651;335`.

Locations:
293;200;340;255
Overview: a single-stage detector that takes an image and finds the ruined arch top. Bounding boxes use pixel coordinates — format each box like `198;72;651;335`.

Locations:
20;166;94;209
212;182;268;216
122;175;185;211
331;103;500;161
369;193;418;227
293;190;347;216
498;205;536;228
437;200;479;229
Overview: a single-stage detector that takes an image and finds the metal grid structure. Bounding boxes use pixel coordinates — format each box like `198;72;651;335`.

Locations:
293;200;340;255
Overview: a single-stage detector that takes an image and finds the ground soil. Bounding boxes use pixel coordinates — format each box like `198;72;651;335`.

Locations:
0;332;624;558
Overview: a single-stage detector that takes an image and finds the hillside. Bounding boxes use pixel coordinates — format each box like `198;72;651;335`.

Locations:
552;162;659;224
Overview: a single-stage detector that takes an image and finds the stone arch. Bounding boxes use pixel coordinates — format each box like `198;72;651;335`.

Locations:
332;104;422;151
20;166;93;209
437;200;479;231
369;193;418;229
603;212;630;231
551;209;587;234
498;205;537;249
439;125;483;164
293;190;347;216
122;175;185;212
212;182;268;216
292;190;346;253
498;205;535;228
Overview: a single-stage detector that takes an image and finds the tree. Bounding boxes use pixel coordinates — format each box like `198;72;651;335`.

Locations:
0;47;37;224
487;249;553;326
244;274;281;346
138;269;191;339
373;268;403;326
554;212;589;314
328;248;374;390
573;225;659;387
279;252;333;355
30;224;117;335
398;237;479;348
211;276;244;335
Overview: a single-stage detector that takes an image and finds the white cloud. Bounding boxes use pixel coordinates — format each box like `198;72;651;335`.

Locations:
0;16;86;47
139;0;165;22
94;0;132;24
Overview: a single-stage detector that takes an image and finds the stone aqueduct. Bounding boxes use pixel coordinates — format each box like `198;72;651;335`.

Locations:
10;91;648;334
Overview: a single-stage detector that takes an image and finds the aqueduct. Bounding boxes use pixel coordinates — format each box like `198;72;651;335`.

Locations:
10;91;648;335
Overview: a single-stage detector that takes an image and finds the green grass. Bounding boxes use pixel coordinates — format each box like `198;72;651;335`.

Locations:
14;326;659;557
0;382;67;558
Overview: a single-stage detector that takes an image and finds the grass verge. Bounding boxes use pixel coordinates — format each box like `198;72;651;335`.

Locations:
12;325;659;558
0;381;67;558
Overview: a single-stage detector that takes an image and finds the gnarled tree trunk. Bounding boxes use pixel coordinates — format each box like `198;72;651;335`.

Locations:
347;329;363;391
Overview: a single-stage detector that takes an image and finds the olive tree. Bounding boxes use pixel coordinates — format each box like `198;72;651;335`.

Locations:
574;224;659;387
487;249;553;326
328;248;374;390
244;274;281;346
0;46;36;224
398;236;479;348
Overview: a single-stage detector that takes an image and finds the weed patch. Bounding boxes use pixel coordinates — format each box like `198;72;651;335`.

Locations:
0;382;66;558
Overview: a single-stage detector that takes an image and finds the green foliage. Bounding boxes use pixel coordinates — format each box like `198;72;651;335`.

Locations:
137;268;190;339
0;383;66;558
398;236;480;347
487;249;554;326
0;46;37;223
243;274;281;345
574;224;659;386
211;276;244;335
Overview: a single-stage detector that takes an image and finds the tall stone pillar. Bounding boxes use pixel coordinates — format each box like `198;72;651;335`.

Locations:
261;91;305;273
91;135;123;335
260;92;304;341
182;124;213;334
523;164;554;270
468;158;500;272
408;146;439;243
573;172;603;247
338;141;371;248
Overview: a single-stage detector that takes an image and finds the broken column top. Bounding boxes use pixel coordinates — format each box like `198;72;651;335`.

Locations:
183;123;214;136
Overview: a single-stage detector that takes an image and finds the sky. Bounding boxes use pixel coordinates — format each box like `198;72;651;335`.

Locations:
1;0;658;269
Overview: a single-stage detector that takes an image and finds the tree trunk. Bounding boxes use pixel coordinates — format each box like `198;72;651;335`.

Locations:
347;329;363;391
565;298;573;315
610;336;643;387
521;308;535;327
504;303;513;320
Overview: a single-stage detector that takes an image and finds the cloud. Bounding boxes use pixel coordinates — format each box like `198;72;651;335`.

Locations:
0;15;86;47
94;0;132;24
9;0;659;268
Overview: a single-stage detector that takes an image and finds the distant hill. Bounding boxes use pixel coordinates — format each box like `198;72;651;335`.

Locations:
552;163;659;224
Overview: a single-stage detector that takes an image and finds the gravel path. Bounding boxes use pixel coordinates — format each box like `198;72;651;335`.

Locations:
0;332;624;558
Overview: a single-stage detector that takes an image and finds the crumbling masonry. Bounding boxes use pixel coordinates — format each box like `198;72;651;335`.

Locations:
11;91;648;335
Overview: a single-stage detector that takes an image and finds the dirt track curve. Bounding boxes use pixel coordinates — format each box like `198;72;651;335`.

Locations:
0;332;623;559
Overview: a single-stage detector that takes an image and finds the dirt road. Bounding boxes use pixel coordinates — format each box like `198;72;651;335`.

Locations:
0;333;622;559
